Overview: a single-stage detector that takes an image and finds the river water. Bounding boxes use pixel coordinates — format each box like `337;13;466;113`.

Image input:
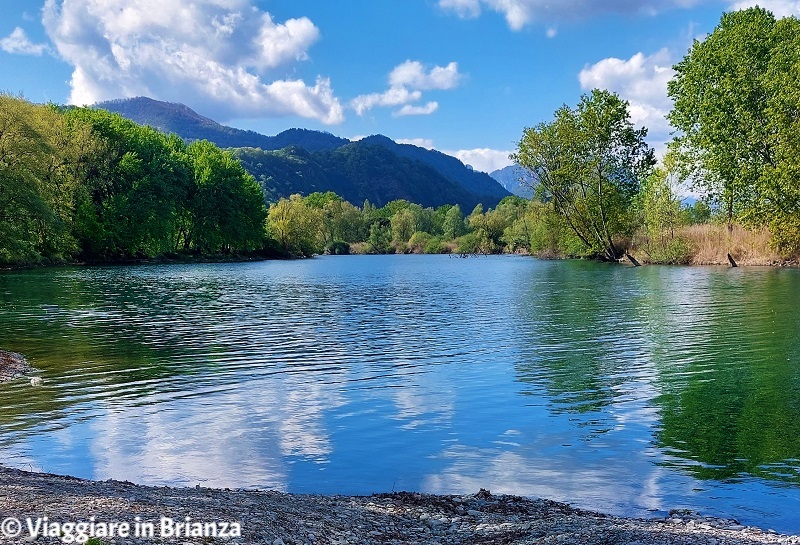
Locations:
1;255;798;532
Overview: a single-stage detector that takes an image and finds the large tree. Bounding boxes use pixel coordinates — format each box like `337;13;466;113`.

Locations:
668;7;800;253
668;7;779;227
513;89;655;261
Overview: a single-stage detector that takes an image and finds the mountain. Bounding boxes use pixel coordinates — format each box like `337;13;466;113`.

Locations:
94;97;349;152
359;135;510;207
93;97;511;209
233;143;482;210
489;164;538;199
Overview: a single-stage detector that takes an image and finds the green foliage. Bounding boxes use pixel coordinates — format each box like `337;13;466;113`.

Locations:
634;164;691;263
407;231;432;253
185;140;266;253
514;89;655;260
0;96;272;265
668;7;800;254
454;232;482;254
645;237;694;265
683;200;712;225
314;197;365;244
390;208;416;244
0;95;94;264
233;142;490;212
668;7;778;226
266;194;322;257
366;221;392;254
442;204;466;239
325;240;350;255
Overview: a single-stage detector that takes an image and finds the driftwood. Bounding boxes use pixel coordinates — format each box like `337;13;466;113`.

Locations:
625;253;641;267
727;253;738;267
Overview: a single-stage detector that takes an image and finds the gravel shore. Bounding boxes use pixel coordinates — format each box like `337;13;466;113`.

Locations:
0;350;33;383
0;466;797;545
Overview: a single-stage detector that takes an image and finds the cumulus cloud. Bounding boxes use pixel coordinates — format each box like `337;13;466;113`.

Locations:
579;48;675;149
40;0;343;124
351;87;422;116
438;0;701;30
351;60;462;117
445;148;514;173
0;27;48;55
389;61;462;90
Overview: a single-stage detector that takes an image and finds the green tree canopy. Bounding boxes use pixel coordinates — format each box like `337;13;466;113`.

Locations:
513;89;655;260
668;7;781;228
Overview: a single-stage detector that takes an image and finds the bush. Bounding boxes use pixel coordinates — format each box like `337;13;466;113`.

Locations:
325;240;350;255
454;232;482;254
408;231;432;253
424;237;449;254
643;236;694;264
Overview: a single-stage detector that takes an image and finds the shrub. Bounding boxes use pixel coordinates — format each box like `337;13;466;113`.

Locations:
325;240;350;255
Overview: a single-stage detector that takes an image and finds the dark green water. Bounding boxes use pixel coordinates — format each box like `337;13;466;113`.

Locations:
1;256;799;532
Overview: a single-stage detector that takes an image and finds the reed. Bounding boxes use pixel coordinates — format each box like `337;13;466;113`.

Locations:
681;223;782;265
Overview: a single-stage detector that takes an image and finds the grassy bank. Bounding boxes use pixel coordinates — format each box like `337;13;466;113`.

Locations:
629;224;794;266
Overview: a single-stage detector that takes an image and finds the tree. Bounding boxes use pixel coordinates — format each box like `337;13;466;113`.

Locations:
442;204;466;239
65;107;193;258
367;221;391;254
668;7;778;227
266;194;322;257
635;163;691;264
390;208;416;244
758;15;800;253
513;89;655;260
0;96;100;263
186;140;266;253
668;8;800;254
0;95;62;263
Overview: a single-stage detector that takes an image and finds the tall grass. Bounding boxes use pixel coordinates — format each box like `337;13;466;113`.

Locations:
682;224;782;265
631;223;785;266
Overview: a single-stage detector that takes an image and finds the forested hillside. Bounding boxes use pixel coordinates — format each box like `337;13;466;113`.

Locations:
233;143;485;210
95;97;511;209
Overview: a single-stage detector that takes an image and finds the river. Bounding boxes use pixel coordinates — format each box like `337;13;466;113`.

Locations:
1;255;798;532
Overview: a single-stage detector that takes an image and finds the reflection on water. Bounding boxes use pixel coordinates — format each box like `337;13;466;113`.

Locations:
0;256;799;533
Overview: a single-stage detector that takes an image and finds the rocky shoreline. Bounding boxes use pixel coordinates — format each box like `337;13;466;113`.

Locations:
0;350;33;383
0;466;797;545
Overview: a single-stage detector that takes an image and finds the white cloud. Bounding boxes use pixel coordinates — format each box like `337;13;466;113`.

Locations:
394;101;439;117
579;48;675;148
438;0;701;30
727;0;800;16
351;60;462;117
389;61;462;90
351;87;422;116
40;0;343;124
0;27;48;55
546;27;558;38
445;148;514;173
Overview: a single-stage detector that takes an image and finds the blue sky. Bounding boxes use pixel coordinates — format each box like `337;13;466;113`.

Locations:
1;0;796;173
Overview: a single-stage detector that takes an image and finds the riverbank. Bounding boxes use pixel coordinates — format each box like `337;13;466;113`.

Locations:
0;466;797;545
0;350;33;383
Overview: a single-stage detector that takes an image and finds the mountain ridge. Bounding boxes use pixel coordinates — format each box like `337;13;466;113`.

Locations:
94;96;511;209
489;164;538;199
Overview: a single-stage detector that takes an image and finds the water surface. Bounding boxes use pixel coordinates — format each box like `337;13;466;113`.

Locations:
1;256;799;532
